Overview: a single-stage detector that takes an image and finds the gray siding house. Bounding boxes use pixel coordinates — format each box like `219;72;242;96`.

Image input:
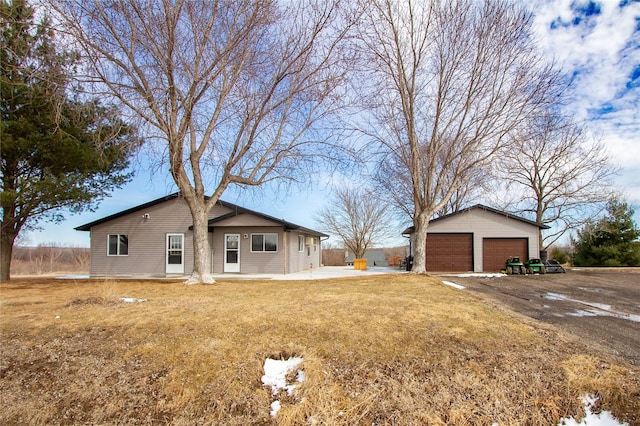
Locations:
75;193;327;277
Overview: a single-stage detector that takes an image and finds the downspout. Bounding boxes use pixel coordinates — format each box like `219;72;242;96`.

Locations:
283;229;288;275
321;236;330;267
402;233;412;256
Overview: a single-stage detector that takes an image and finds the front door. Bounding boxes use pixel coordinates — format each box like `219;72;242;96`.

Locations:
166;234;184;274
224;234;240;273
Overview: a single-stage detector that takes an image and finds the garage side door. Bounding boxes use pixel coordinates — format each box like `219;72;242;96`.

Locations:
483;238;528;272
426;233;473;272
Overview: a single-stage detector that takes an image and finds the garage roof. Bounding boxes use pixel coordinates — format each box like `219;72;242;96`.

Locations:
401;204;550;234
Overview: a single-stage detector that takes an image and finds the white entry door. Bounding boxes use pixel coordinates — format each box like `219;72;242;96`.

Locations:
166;234;185;274
224;234;240;273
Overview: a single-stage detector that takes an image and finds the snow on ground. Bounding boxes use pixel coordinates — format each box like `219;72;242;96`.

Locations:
119;297;147;303
440;273;504;290
261;357;305;417
545;293;640;323
440;273;507;278
559;395;629;426
442;280;466;290
258;356;626;424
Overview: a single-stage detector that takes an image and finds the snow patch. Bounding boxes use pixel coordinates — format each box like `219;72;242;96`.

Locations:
546;293;640;323
270;400;281;417
568;310;601;318
262;357;304;417
119;297;147;303
558;395;629;425
442;280;466;290
546;293;568;301
441;273;506;278
568;308;640;323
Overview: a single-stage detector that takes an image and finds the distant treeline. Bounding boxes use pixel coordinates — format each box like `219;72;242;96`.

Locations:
11;245;90;275
322;246;407;266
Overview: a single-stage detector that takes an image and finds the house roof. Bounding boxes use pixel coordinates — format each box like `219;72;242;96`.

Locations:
75;192;328;237
197;203;328;237
401;204;550;234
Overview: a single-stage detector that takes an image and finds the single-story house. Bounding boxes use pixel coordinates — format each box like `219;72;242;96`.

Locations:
75;193;328;277
402;204;549;272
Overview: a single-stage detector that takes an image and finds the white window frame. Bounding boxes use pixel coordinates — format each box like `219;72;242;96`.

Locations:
298;235;305;252
250;233;278;253
107;234;128;256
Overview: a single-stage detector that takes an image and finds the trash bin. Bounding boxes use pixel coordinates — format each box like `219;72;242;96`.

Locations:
405;256;413;271
540;250;548;262
353;258;367;270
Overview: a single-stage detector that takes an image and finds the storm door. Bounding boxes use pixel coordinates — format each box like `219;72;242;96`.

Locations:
166;233;185;274
224;234;240;273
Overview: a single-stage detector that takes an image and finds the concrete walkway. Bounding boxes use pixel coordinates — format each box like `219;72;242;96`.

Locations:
212;266;406;280
56;266;407;281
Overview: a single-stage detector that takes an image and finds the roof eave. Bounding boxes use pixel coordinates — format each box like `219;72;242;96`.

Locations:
399;204;549;235
76;193;328;237
74;192;181;231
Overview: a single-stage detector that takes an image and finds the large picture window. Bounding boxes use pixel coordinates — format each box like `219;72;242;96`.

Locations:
251;233;278;252
107;234;128;256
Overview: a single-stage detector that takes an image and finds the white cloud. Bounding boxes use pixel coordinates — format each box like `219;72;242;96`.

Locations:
531;0;640;204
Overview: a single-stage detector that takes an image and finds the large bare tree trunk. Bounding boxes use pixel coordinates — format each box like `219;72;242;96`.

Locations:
0;230;16;282
411;212;430;274
184;198;214;285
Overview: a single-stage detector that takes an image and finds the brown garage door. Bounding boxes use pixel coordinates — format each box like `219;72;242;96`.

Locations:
483;238;528;272
426;233;473;272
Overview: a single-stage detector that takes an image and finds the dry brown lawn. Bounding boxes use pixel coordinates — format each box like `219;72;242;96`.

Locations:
1;274;638;425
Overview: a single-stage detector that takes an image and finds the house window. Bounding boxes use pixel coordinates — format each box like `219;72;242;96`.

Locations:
298;235;305;252
251;233;278;252
107;234;128;256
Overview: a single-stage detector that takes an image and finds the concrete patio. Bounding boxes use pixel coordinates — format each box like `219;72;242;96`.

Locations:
57;266;407;281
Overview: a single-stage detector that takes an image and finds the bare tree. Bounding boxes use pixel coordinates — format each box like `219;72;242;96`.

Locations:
353;0;560;273
315;185;394;259
495;111;618;249
46;245;65;273
53;0;352;283
71;246;90;270
433;164;493;218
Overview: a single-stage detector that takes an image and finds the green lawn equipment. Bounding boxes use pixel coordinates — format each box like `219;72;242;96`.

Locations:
525;258;546;274
505;257;525;275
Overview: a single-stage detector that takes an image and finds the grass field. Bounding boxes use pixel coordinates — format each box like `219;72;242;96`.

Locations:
1;274;638;425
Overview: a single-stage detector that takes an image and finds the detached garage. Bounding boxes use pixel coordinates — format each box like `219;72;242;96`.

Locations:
403;205;548;272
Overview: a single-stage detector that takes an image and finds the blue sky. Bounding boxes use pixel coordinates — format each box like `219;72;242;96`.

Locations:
21;0;640;248
532;0;640;220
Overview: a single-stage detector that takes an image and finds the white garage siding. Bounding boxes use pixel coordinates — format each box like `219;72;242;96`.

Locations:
408;206;545;273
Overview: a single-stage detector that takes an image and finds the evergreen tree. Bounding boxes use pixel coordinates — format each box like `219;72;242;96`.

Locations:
572;198;640;266
1;0;138;281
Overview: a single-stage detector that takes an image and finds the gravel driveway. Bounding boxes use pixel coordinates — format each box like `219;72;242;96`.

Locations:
439;268;640;366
